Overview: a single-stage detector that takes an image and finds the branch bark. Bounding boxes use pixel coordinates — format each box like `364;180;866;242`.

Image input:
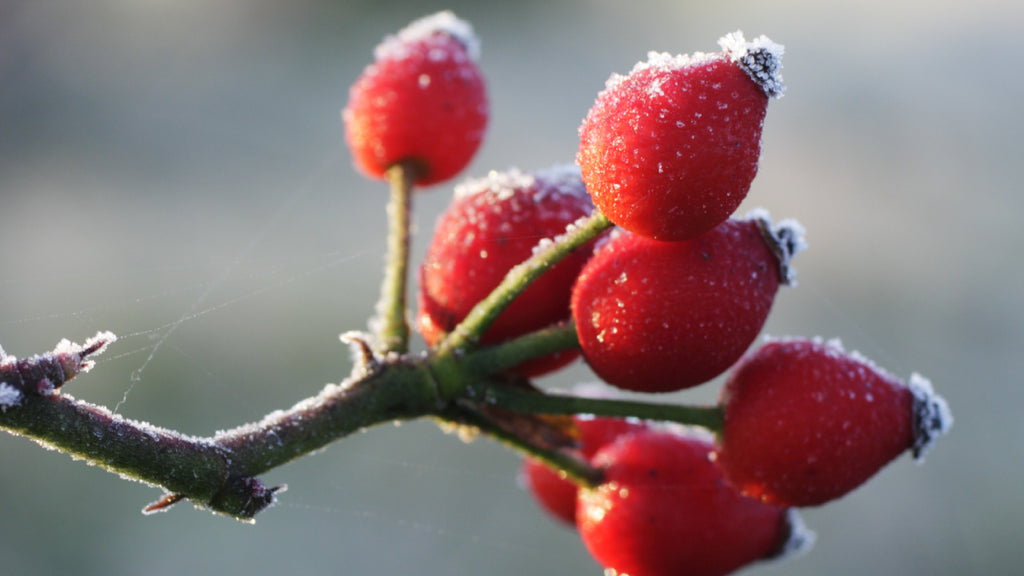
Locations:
1;335;441;521
0;325;732;521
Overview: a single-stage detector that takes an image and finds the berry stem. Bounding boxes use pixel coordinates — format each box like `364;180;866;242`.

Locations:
471;383;725;433
462;321;579;377
373;160;421;355
440;403;603;488
434;211;611;380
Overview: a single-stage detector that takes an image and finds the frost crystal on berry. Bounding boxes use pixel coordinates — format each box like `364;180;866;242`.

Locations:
533;164;588;197
719;31;785;98
609;49;719;91
375;10;480;62
453;168;536;201
453;165;586;203
907;372;953;461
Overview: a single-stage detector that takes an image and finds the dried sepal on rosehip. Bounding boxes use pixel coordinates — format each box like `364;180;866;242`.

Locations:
571;212;804;393
342;11;488;186
717;338;953;507
577;31;784;241
418;166;601;376
577;428;812;576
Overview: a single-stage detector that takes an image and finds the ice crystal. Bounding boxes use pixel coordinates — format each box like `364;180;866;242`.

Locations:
453;164;586;205
0;382;22;411
908;372;954;461
375;11;480;62
719;30;785;98
454;168;536;201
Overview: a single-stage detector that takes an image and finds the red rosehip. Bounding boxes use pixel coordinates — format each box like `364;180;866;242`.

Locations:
718;338;953;507
521;457;579;526
577;31;784;241
571;212;804;392
418;166;599;376
342;11;488;186
578;429;810;576
522;416;647;526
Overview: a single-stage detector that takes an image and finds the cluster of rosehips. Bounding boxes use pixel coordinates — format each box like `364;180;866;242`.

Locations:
343;12;951;576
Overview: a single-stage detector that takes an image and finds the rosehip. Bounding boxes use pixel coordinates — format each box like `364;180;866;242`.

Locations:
342;11;488;186
578;429;810;576
577;31;784;241
718;338;953;507
571;212;805;392
418;166;599;376
521;416;647;526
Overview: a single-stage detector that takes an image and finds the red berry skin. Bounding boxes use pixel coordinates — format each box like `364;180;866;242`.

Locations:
521;458;579;526
522;417;647;526
417;167;598;376
577;33;783;241
571;217;791;392
718;338;949;507
578;430;791;576
343;12;488;186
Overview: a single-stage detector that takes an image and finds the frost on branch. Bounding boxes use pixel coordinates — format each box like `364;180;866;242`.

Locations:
0;383;22;411
0;331;117;400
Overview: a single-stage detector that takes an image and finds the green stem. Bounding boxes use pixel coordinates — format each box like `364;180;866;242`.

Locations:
462;321;579;377
438;404;603;488
373;161;419;355
432;211;611;394
472;383;726;433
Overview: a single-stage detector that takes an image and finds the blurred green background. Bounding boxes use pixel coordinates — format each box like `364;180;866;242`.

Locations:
1;0;1020;574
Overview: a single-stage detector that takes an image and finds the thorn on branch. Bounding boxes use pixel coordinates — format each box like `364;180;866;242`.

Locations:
340;331;381;378
142;492;186;515
0;331;117;409
207;476;287;522
144;480;287;521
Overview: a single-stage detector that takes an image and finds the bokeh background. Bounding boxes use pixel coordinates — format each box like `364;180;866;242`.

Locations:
1;1;1020;574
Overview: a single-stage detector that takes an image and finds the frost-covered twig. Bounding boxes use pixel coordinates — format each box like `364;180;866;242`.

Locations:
0;326;711;521
0;331;116;406
0;335;442;521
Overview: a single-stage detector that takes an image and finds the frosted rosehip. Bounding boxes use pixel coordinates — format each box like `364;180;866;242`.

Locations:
418;166;599;376
571;212;804;393
577;31;784;241
578;429;810;576
343;11;488;186
718;338;953;507
522;416;647;526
